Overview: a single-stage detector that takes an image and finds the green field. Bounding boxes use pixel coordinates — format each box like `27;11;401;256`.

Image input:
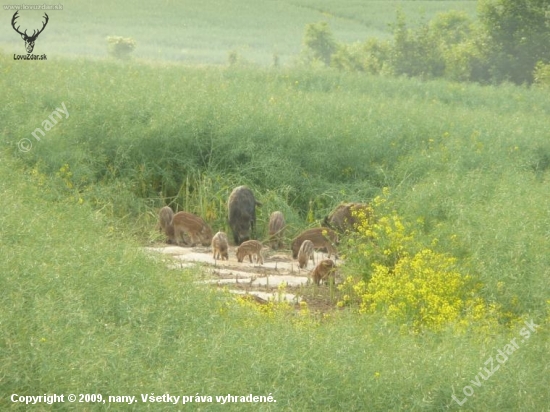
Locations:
2;0;550;411
1;0;478;64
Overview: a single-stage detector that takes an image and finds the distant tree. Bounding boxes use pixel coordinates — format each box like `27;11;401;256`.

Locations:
430;11;492;83
389;11;445;79
478;0;550;84
303;22;338;66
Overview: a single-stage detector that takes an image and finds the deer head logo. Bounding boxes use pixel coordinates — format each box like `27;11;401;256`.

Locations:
11;11;49;54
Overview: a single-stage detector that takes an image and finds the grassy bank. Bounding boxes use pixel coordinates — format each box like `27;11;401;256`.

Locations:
0;153;549;411
3;53;550;317
0;153;550;411
2;47;550;409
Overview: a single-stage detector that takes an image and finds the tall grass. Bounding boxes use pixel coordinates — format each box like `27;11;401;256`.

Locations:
3;54;550;226
3;53;550;317
1;153;548;411
2;49;550;409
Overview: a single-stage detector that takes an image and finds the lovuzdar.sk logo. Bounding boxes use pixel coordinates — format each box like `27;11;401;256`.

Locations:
11;11;49;60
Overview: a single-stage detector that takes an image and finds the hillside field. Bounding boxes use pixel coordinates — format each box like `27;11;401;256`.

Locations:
2;0;550;411
1;0;478;64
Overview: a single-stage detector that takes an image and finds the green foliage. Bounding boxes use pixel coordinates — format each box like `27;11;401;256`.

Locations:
303;21;338;66
440;33;491;82
3;53;550;321
4;154;549;410
316;10;492;82
3;1;550;408
331;38;391;74
389;11;445;79
3;48;550;409
227;49;252;67
430;11;492;82
2;0;480;66
340;189;504;332
324;10;488;82
478;0;550;84
318;2;550;85
533;61;550;88
106;36;136;60
429;9;473;46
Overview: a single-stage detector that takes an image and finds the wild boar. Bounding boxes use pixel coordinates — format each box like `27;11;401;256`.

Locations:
323;202;372;233
228;186;261;245
235;240;264;265
158;206;174;243
297;239;315;269
291;227;338;259
211;231;229;260
311;259;337;286
170;211;213;247
268;211;285;250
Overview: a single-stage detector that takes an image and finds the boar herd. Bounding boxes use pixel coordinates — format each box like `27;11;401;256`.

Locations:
158;185;370;286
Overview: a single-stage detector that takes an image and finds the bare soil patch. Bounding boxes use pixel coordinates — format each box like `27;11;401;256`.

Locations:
145;244;342;311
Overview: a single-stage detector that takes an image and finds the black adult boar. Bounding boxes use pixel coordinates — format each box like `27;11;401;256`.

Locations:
228;186;261;245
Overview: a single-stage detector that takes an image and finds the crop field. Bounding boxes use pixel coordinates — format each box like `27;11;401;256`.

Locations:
2;0;550;411
1;0;478;64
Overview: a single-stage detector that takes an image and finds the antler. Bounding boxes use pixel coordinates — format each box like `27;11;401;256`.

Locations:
11;11;49;40
11;11;26;37
28;13;49;40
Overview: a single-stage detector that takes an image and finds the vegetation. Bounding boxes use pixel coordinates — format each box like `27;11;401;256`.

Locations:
305;0;550;85
1;149;549;410
478;0;550;84
534;61;550;87
339;190;507;332
2;0;550;409
2;0;478;65
106;36;136;60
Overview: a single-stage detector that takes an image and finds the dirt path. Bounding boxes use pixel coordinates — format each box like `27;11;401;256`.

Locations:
145;244;339;306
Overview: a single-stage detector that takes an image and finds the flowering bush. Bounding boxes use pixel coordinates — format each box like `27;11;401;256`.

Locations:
343;187;416;276
340;188;503;331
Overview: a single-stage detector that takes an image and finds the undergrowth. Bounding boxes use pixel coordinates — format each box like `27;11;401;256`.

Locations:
2;52;550;408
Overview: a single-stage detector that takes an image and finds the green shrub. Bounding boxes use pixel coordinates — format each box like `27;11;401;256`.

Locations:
317;3;550;86
428;11;491;82
339;189;507;332
388;11;445;79
303;21;338;66
331;38;391;75
478;0;550;84
533;61;550;88
107;36;136;60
